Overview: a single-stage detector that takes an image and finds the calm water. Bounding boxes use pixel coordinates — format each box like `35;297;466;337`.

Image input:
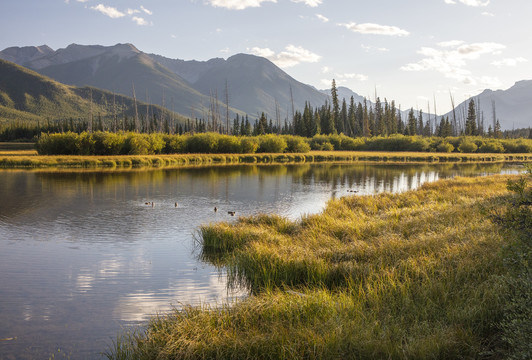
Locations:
0;162;518;359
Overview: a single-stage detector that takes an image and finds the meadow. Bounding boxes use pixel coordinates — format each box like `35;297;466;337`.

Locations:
107;170;531;359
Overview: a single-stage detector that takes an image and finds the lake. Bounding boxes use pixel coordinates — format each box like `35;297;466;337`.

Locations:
0;162;519;359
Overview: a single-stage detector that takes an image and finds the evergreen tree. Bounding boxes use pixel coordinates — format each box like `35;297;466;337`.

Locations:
465;99;477;136
407;108;417;135
330;80;340;134
233;114;240;135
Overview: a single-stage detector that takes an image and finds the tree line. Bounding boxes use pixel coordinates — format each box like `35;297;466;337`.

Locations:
1;79;530;142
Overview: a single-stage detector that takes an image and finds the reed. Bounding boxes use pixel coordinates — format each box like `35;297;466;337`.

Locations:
108;175;530;359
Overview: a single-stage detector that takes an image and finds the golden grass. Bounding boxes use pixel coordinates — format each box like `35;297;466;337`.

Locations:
1;150;530;169
107;175;526;359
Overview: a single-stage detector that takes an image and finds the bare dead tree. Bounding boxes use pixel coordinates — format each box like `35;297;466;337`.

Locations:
132;82;139;132
449;91;457;136
289;84;295;123
113;92;117;132
225;79;230;134
88;88;93;133
275;98;281;134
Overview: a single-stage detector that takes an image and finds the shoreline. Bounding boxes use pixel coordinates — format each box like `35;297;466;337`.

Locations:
1;150;531;170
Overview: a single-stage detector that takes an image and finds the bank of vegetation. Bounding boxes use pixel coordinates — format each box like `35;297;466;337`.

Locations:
107;169;531;359
34;131;532;156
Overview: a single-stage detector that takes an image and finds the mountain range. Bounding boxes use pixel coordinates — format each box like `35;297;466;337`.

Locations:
1;43;530;130
0;58;183;129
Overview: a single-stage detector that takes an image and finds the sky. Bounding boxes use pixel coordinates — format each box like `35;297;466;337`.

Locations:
1;0;531;114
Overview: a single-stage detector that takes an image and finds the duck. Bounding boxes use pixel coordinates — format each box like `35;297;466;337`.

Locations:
214;207;218;212
228;211;236;216
175;202;178;208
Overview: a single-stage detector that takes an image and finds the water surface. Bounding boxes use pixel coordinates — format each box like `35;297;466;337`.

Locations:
0;162;518;359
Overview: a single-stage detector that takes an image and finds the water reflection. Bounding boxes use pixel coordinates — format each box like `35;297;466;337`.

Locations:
0;162;518;359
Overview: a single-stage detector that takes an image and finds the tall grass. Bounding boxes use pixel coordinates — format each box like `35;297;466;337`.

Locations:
107;175;529;359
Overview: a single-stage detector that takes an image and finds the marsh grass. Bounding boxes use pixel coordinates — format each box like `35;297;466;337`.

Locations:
1;150;529;169
108;175;529;359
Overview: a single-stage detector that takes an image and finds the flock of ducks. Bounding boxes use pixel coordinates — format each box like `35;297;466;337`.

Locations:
143;187;360;216
144;202;236;216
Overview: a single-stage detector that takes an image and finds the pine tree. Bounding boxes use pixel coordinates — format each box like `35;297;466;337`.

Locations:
465;99;477;136
330;80;340;134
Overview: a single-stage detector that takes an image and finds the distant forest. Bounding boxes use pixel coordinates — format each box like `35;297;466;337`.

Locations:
1;80;530;142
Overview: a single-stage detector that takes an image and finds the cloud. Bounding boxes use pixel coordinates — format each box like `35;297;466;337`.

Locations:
207;0;277;10
316;14;329;22
249;45;321;67
361;44;389;52
338;73;368;81
339;22;409;36
140;5;153;15
444;0;490;6
482;11;494;16
401;41;506;85
292;0;322;7
127;9;140;15
90;4;125;18
492;57;528;67
132;16;149;26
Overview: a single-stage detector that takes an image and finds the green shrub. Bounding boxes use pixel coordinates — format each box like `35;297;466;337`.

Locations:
164;134;187;154
284;136;310;153
258;134;287;153
240;137;259;154
436;141;455;153
479;140;504;153
458;138;478;153
186;133;220;153
217;135;242;153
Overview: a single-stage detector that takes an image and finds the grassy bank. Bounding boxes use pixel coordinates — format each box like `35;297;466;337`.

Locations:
107;174;530;359
1;150;531;169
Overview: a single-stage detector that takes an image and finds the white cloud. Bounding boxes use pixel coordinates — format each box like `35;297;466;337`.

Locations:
322;66;331;73
444;0;490;6
127;9;140;15
401;41;506;85
140;5;153;15
492;57;528;67
249;47;275;58
479;76;502;88
132;16;148;25
339;22;409;36
90;4;125;18
361;44;389;52
338;73;368;81
316;14;329;22
249;45;321;67
482;11;495;16
292;0;322;7
208;0;277;10
220;47;231;54
437;40;464;48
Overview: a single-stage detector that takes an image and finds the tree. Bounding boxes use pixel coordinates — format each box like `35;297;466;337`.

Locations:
330;79;340;134
465;99;477;136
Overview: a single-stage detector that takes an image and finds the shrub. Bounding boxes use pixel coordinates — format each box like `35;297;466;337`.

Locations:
478;140;504;153
186;133;219;153
258;135;287;153
218;135;242;153
436;141;455;153
458;138;478;153
340;136;365;151
164;134;187;154
240;137;259;154
284;136;310;153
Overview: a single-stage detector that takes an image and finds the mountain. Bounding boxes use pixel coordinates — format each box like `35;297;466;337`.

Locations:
320;86;366;105
147;52;332;119
444;80;532;130
0;58;184;127
1;44;331;120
